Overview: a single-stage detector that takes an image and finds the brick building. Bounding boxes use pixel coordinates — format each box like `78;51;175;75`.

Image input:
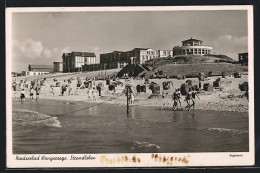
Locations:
238;52;248;65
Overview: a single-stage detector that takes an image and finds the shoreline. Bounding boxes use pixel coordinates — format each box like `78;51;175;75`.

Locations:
11;74;249;113
12;95;248;113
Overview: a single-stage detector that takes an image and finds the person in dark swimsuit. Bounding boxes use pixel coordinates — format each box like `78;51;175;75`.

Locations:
35;84;40;101
29;87;34;100
185;88;192;110
20;89;25;103
190;87;200;110
172;88;182;110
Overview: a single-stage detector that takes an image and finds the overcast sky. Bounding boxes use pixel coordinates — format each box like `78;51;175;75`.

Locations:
11;10;248;72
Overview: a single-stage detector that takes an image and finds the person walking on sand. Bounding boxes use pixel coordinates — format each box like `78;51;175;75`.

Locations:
29;87;34;100
67;85;71;95
92;87;97;101
129;87;134;105
172;89;179;110
88;88;93;101
162;91;170;108
20;89;25;103
185;88;192;110
177;88;182;108
35;85;40;101
61;86;66;96
172;88;182;110
190;87;200;110
51;85;55;96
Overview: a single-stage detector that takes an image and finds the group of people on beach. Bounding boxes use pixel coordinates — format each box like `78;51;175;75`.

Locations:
19;84;41;102
172;87;200;110
87;87;99;101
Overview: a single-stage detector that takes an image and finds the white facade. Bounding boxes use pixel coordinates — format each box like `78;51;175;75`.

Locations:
22;71;50;76
140;48;158;64
173;46;213;56
158;50;173;58
173;38;213;56
85;56;96;65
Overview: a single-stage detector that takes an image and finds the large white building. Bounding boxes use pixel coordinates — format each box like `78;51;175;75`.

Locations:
157;50;173;58
173;37;212;56
62;51;96;72
21;64;53;76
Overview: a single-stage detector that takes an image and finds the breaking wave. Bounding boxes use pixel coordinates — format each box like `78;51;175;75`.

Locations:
13;109;61;128
130;141;161;152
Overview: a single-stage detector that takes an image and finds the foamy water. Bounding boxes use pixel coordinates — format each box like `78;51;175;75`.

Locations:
13;109;61;128
12;99;249;154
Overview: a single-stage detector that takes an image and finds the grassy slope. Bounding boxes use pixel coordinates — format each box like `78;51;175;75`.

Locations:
149;63;248;77
142;54;246;77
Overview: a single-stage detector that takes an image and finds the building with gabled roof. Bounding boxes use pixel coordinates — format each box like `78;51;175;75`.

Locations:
21;64;53;76
28;64;53;72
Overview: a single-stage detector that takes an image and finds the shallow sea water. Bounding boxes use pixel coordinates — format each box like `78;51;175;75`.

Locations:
12;99;249;154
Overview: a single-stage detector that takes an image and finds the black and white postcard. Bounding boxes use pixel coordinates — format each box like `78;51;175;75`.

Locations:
6;6;254;167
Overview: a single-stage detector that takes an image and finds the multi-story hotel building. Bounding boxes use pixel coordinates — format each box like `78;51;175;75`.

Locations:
99;48;159;70
62;51;96;72
173;38;212;56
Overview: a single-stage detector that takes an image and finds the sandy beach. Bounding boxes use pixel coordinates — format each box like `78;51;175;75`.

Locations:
12;70;249;113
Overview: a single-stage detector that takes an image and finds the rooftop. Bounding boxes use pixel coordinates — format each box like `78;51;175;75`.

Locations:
29;64;53;69
182;37;202;42
71;51;96;57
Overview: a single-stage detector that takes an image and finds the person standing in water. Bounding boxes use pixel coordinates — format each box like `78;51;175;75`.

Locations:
185;88;192;110
176;88;182;109
20;89;25;103
190;87;200;110
172;88;182;110
172;89;179;110
35;84;40;101
29;87;34;100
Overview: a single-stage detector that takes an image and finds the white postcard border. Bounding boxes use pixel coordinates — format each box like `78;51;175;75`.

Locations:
6;5;254;168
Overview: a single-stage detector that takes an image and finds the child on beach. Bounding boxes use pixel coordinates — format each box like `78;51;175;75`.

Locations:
20;89;25;103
